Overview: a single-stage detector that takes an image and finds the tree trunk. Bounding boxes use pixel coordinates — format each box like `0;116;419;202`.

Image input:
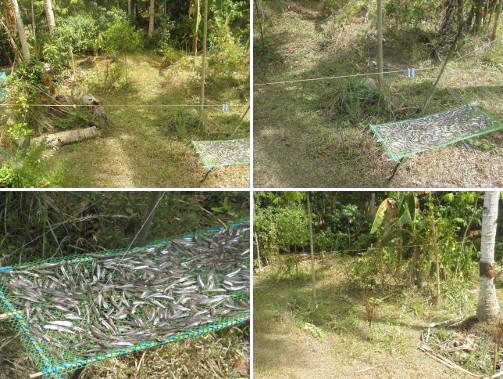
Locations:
377;0;383;87
10;0;30;61
441;0;457;32
192;0;200;56
474;2;484;33
429;192;441;302
128;0;132;15
148;0;155;37
307;193;316;304
31;127;101;147
477;191;501;322
254;231;261;271
135;192;163;247
31;0;36;55
458;0;465;30
1;17;23;64
199;0;208;116
43;0;56;38
492;0;503;40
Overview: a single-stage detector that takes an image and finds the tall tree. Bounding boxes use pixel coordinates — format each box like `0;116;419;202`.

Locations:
10;0;30;61
492;0;503;40
148;0;155;37
377;0;383;87
43;0;56;38
128;0;132;15
476;191;501;322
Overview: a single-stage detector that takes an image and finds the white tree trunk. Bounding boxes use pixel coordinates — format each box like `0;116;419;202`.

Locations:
10;0;31;61
477;191;501;321
43;0;56;38
148;0;155;37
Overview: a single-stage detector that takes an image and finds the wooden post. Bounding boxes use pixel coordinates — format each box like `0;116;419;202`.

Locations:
429;192;441;302
254;231;261;271
377;0;383;87
307;193;316;304
199;0;208;117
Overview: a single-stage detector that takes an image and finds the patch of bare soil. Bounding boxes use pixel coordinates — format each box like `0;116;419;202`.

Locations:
254;309;464;378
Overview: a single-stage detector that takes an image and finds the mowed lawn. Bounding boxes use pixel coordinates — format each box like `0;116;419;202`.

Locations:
57;52;249;188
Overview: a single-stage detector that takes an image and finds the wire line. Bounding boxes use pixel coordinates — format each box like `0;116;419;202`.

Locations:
254;67;439;86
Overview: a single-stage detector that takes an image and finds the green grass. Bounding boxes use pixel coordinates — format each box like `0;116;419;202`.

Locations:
253;256;494;378
253;1;503;188
51;51;249;188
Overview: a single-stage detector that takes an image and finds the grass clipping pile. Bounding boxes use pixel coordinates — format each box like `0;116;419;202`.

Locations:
0;222;250;377
420;317;503;377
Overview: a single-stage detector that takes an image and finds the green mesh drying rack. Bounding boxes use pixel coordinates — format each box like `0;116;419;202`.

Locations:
192;138;250;169
370;104;503;163
0;220;250;378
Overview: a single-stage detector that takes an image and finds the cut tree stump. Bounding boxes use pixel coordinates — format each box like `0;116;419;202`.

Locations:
82;94;108;128
31;127;101;147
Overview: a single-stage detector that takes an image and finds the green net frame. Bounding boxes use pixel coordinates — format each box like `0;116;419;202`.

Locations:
370;105;503;162
0;220;250;378
191;138;250;169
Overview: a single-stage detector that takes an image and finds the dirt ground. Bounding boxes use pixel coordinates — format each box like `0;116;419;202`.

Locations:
253;257;487;379
253;1;503;188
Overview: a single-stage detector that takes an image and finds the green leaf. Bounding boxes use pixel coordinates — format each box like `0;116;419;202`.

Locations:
442;193;455;203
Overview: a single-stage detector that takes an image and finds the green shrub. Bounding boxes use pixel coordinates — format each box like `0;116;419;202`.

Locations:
207;42;248;81
10;60;46;101
105;18;144;54
313;230;336;252
0;144;64;188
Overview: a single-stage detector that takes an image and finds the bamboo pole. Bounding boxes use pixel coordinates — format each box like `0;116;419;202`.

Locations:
307;193;316;304
377;0;383;87
199;0;208;117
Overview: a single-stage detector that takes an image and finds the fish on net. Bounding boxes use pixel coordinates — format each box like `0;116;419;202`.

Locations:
192;139;250;168
370;105;503;160
0;222;250;377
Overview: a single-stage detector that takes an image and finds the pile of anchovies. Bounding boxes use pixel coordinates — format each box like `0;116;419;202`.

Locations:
0;223;250;364
194;139;250;167
373;105;499;158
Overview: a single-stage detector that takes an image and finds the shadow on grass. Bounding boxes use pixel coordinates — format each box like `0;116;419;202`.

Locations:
57;53;249;188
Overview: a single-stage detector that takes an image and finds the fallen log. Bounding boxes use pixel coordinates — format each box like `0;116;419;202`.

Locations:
31;126;101;147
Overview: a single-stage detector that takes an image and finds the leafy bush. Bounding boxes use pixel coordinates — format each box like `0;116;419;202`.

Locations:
313;230;336;252
0;144;64;188
58;14;101;53
105;17;144;54
10;60;46;101
207;42;249;82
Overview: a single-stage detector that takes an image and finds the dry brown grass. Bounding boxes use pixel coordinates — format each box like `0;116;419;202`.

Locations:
253;1;503;188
